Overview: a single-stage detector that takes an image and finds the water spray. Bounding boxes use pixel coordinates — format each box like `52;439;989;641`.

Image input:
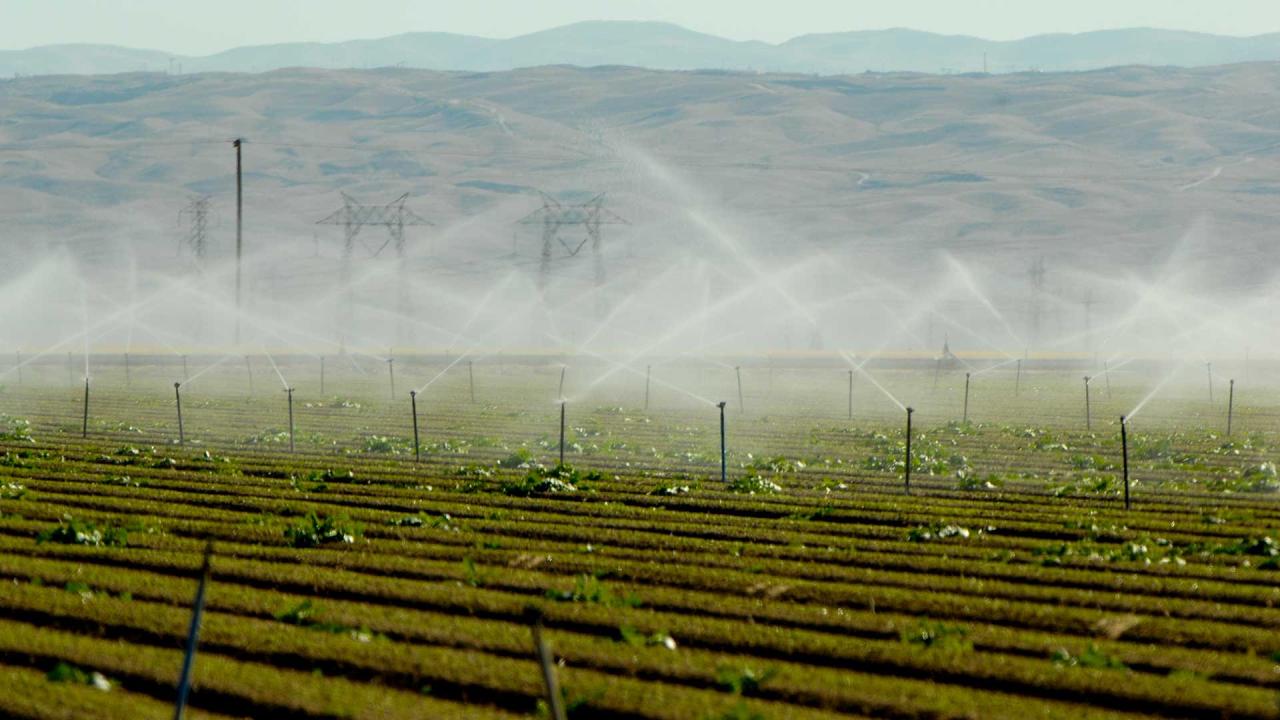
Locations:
1103;361;1112;399
124;352;131;388
1014;359;1021;396
67;351;74;388
286;387;295;453
175;382;185;446
1227;379;1235;437
81;377;90;439
319;356;325;395
558;400;567;467
387;358;396;401
962;372;971;424
468;360;476;404
244;356;253;395
173;541;213;720
1120;415;1130;511
735;366;744;412
717;401;727;483
558;365;566;400
904;407;914;495
410;390;420;464
182;355;189;382
932;358;941;391
645;364;651;411
1083;376;1092;431
14;351;21;385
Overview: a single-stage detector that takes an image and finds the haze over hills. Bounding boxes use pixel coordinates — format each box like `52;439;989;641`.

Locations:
6;22;1280;77
2;61;1278;342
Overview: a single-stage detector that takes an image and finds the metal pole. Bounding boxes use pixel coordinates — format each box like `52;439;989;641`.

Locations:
1014;358;1020;396
468;360;475;404
735;366;744;412
387;358;395;401
962;372;970;423
286;387;295;453
717;401;727;483
847;370;853;420
1084;376;1092;431
320;356;325;395
904;407;914;495
234;139;243;345
175;382;185;445
528;611;566;720
1120;415;1130;511
410;390;420;463
1227;379;1235;437
558;401;567;467
1103;360;1112;399
81;377;90;438
173;542;213;720
1206;362;1214;403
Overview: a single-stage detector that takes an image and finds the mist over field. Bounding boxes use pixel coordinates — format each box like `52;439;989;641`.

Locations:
3;60;1279;357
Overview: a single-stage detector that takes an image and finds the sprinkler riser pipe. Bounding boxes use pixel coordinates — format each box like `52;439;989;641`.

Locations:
847;370;853;420
245;356;253;395
175;383;185;446
286;388;295;453
963;373;970;424
530;618;567;720
320;356;325;395
717;402;727;484
1207;363;1214;404
468;360;476;404
559;401;566;467
410;390;420;464
904;407;914;495
1014;359;1021;397
1227;379;1235;437
81;378;90;439
173;543;213;720
1084;377;1092;431
387;359;396;401
1120;416;1130;511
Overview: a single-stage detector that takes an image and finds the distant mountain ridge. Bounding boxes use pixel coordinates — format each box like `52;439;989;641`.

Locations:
4;21;1280;77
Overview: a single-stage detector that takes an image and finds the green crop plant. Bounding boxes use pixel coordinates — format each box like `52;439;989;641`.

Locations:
36;516;128;547
283;512;361;548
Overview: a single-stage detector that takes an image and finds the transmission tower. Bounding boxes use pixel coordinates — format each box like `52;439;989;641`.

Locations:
179;196;212;266
517;192;627;314
317;193;432;347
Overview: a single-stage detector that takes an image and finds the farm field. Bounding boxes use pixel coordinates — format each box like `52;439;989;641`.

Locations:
0;354;1278;719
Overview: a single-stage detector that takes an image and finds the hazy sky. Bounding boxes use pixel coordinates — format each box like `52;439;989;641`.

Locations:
3;0;1279;53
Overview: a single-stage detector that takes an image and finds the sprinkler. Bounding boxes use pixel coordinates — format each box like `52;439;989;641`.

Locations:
1227;379;1235;437
410;390;420;464
320;356;325;395
468;360;476;404
387;358;396;401
962;372;971;424
1120;415;1130;511
558;400;567;467
1206;362;1214;403
717;401;727;483
1084;376;1092;431
1014;358;1021;397
735;366;744;413
904;407;914;495
645;364;651;411
81;377;90;439
244;356;253;395
285;387;295;453
124;352;131;388
847;369;854;420
174;382;185;446
526;608;567;720
173;541;213;720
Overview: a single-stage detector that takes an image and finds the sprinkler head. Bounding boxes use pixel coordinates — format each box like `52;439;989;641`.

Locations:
409;390;416;398
717;401;726;409
174;382;181;390
906;406;914;415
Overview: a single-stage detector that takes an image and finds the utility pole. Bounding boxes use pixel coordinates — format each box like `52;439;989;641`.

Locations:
234;139;243;346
